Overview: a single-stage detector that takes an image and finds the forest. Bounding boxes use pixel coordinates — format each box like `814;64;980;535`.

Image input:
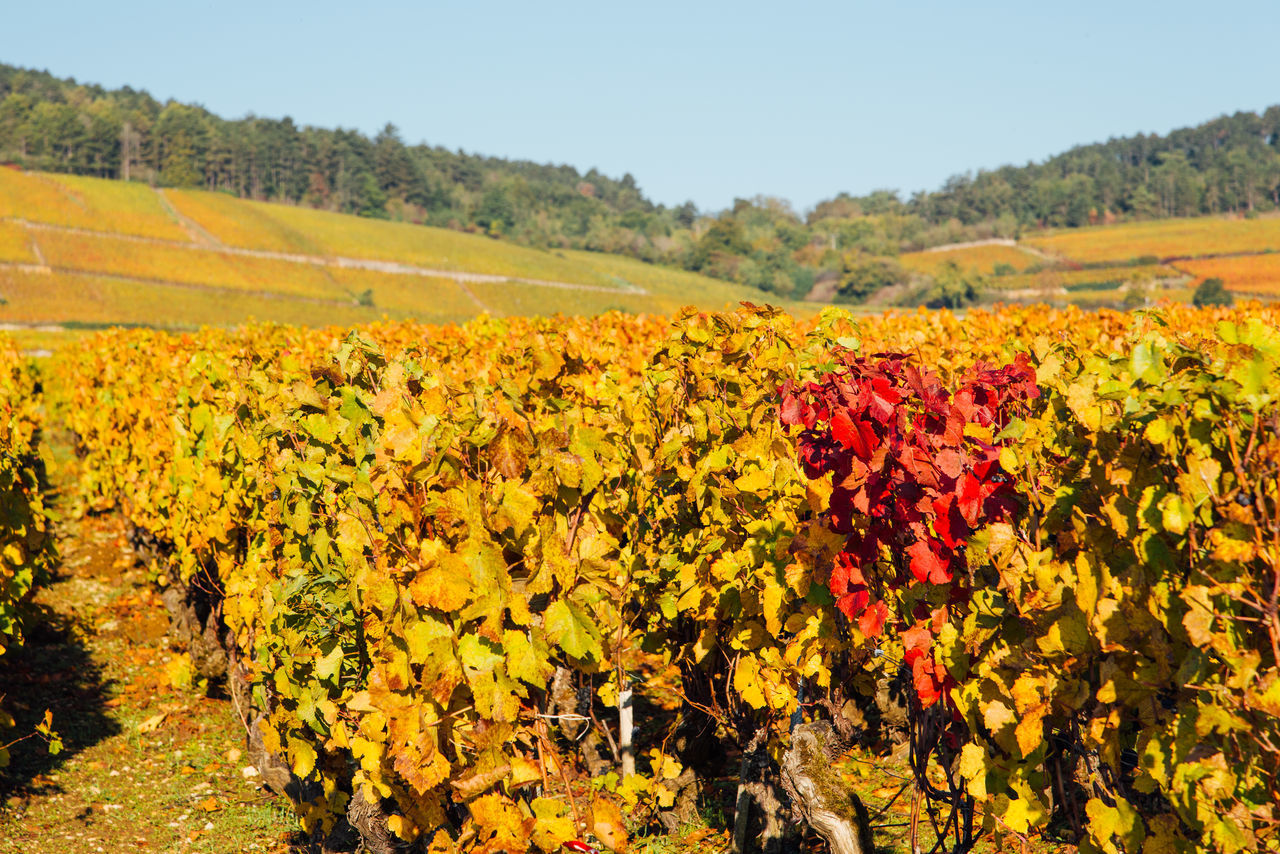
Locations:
3;62;1280;302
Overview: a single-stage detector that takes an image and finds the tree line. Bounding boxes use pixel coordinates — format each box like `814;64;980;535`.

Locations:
3;62;1279;304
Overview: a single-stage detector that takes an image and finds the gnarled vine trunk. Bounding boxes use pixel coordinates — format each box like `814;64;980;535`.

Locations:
780;721;873;854
159;573;227;681
731;728;793;854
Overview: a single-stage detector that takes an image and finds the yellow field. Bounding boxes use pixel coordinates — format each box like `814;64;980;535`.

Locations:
0;169;189;241
1177;254;1280;295
326;268;481;322
991;264;1181;292
467;280;677;318
31;229;356;301
0;221;36;264
469;248;823;318
1023;216;1280;264
0;268;380;328
4;326;89;354
899;243;1038;275
564;249;755;303
0;170;786;334
160;189;323;254
561;249;823;315
166;189;619;286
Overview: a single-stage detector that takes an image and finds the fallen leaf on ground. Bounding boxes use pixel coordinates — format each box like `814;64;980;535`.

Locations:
137;712;166;733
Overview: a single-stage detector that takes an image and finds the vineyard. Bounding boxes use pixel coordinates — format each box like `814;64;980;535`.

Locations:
916;218;1280;301
0;170;190;242
0;268;386;330
1176;255;1280;297
897;244;1040;276
161;190;619;286
0;222;36;265
6;167;1280;348
0;300;1274;853
0;168;786;341
988;264;1182;294
1022;216;1280;265
0;338;58;769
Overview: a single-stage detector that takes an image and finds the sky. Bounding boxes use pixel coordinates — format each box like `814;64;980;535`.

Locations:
3;1;1279;213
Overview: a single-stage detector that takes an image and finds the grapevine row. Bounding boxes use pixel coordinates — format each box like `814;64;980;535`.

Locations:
51;303;1280;853
0;337;57;766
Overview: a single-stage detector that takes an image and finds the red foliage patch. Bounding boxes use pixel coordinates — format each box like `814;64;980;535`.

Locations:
780;351;1038;707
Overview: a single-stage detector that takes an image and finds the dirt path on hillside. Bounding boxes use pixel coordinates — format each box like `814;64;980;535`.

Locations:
919;238;1018;253
3;217;646;296
918;237;1059;264
0;439;298;854
155;190;224;250
1014;243;1058;262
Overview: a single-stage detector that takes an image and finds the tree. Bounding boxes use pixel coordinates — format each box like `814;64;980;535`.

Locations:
1192;277;1233;308
688;217;750;272
474;184;516;234
900;261;983;310
154;103;209;187
835;253;908;302
373;122;434;206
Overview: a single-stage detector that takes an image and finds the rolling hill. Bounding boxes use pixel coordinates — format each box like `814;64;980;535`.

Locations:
893;213;1280;305
0;167;798;349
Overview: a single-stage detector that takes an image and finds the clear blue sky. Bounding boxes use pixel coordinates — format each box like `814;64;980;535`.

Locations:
3;1;1278;213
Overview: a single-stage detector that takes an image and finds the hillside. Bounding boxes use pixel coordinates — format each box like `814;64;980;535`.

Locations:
890;214;1280;306
5;62;1280;305
0;168;791;346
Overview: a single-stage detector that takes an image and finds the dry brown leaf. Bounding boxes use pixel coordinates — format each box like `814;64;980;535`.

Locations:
589;796;628;853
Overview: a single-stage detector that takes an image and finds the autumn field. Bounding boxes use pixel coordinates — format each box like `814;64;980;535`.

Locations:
897;242;1039;276
163;188;623;286
989;263;1183;292
0;221;36;263
1022;213;1280;264
5;166;1280;340
0;301;1274;854
0;169;788;338
0;169;190;241
1174;253;1280;295
0;268;385;328
895;216;1280;301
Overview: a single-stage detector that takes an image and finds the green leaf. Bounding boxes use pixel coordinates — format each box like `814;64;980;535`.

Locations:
316;642;344;681
544;599;602;661
1130;340;1154;381
459;634;506;676
301;413;337;444
495;483;540;539
289;736;317;779
503;629;554;685
1158;493;1191;536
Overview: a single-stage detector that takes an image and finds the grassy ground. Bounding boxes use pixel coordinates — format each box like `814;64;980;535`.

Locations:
0;439;301;854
